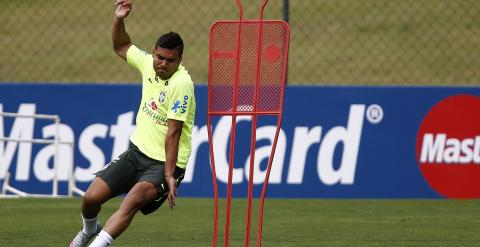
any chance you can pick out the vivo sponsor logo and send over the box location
[1,103,369,186]
[420,134,480,164]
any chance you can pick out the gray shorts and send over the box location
[96,143,185,207]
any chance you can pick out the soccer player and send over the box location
[69,0,196,246]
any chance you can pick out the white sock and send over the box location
[81,214,98,236]
[89,230,113,247]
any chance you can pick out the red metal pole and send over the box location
[224,1,244,246]
[207,117,219,247]
[244,113,258,247]
[224,115,237,247]
[256,116,282,247]
[245,0,269,245]
[256,20,290,247]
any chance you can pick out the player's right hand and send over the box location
[166,176,177,209]
[115,0,132,19]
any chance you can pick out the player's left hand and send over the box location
[166,176,177,209]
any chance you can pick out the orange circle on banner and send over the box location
[416,94,480,198]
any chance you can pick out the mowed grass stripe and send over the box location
[0,198,478,246]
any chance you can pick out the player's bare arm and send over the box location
[112,0,132,60]
[165,119,183,209]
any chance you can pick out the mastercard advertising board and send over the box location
[416,94,480,198]
[0,84,479,198]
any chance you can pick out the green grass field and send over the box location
[0,198,479,246]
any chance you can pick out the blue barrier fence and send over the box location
[1,84,479,198]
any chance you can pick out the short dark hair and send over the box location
[155,31,184,56]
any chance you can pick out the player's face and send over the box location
[152,47,182,80]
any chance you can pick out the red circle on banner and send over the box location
[416,94,480,198]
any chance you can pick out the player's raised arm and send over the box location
[112,0,132,60]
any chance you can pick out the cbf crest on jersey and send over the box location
[158,91,167,104]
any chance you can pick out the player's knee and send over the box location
[116,182,156,214]
[124,193,148,210]
[83,191,103,207]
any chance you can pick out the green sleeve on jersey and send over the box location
[126,45,150,72]
[167,77,193,122]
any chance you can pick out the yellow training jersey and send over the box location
[127,45,196,168]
